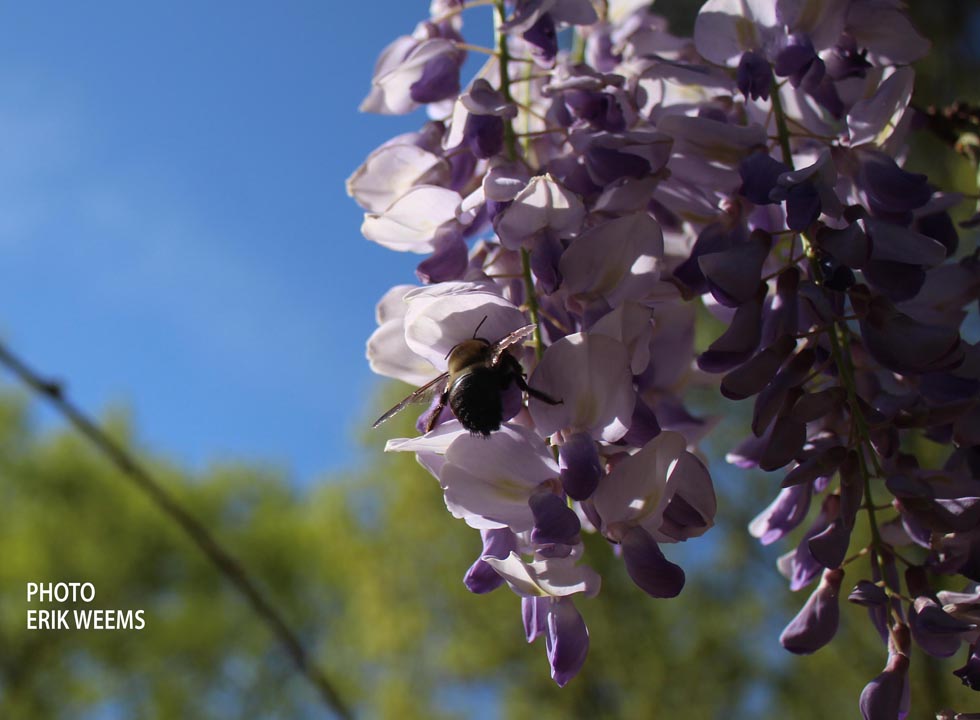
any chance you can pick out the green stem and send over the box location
[494,1,518,162]
[494,1,544,359]
[770,80,885,576]
[521,248,544,360]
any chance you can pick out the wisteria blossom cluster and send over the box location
[350,0,980,714]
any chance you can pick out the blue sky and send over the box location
[0,1,485,484]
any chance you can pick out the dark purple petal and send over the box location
[699,231,772,307]
[752,348,815,436]
[559,432,603,501]
[750,482,813,546]
[759,416,806,472]
[782,445,847,488]
[915,211,959,258]
[784,182,822,231]
[410,52,462,104]
[465,113,505,159]
[780,568,843,654]
[954,641,980,690]
[523,596,548,643]
[858,151,931,221]
[673,222,738,295]
[859,652,909,720]
[620,395,661,447]
[546,598,590,687]
[736,50,772,101]
[739,151,788,205]
[858,292,963,375]
[464,528,518,594]
[621,525,686,598]
[530,491,582,545]
[523,13,558,67]
[722,335,797,401]
[762,268,800,346]
[416,234,468,283]
[849,580,888,607]
[697,286,766,373]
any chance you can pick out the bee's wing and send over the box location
[490,323,536,365]
[372,372,450,429]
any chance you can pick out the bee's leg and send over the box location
[515,374,562,405]
[424,390,450,433]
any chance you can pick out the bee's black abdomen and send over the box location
[449,368,504,436]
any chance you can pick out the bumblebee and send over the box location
[372,322,561,436]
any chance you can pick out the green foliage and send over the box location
[1,386,975,719]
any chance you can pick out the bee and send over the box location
[372,319,561,436]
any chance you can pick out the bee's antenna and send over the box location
[473,315,489,338]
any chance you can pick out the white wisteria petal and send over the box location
[528,333,635,442]
[440,424,559,531]
[403,284,528,369]
[846,67,914,149]
[346,144,450,213]
[482,551,601,598]
[590,302,654,375]
[693,0,779,66]
[495,174,586,249]
[367,285,434,385]
[592,431,688,538]
[361,185,462,253]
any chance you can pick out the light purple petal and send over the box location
[528,332,635,442]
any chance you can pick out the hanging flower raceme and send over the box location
[353,0,978,710]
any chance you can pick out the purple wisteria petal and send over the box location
[846,0,931,64]
[699,231,772,307]
[558,431,603,500]
[523,596,548,642]
[441,424,559,531]
[859,650,910,720]
[417,234,468,283]
[464,528,519,594]
[546,598,590,687]
[530,491,582,545]
[621,525,686,598]
[847,67,914,148]
[658,452,717,541]
[857,293,963,375]
[740,151,789,205]
[528,332,635,442]
[592,431,714,542]
[865,218,947,268]
[361,37,463,115]
[849,580,888,608]
[698,286,766,373]
[736,50,772,101]
[780,567,844,654]
[560,212,665,309]
[750,483,813,546]
[910,594,974,658]
[721,335,796,400]
[857,151,931,221]
[954,641,980,690]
